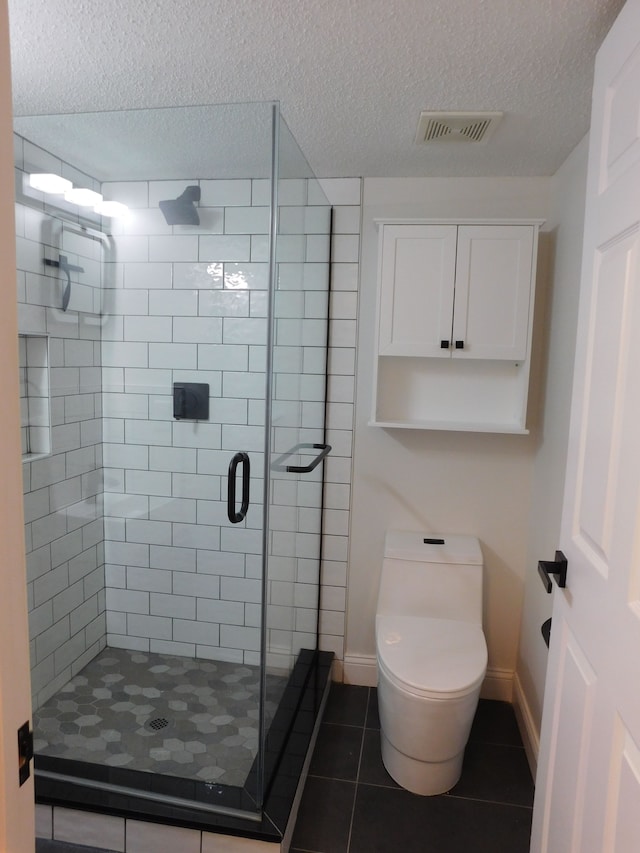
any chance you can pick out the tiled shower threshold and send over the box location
[35,649,333,846]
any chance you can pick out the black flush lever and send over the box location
[538,550,568,593]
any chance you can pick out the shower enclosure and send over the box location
[14,102,332,840]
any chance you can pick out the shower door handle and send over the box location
[228,452,250,523]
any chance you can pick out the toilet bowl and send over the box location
[375,532,488,795]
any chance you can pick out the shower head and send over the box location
[159,185,201,226]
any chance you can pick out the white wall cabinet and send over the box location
[372,219,542,432]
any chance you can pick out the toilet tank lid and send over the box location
[384,531,482,565]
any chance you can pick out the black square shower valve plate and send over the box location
[173,382,210,420]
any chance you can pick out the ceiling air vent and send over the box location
[415,111,503,145]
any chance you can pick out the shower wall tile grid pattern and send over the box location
[15,130,359,707]
[97,176,359,670]
[33,646,283,787]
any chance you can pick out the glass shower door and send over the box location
[95,102,277,815]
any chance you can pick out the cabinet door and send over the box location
[378,224,457,357]
[452,225,535,360]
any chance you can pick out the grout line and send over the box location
[306,772,360,785]
[350,779,400,792]
[445,792,534,809]
[343,687,368,853]
[470,738,528,749]
[289,847,326,853]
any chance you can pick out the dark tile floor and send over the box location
[36,686,534,853]
[290,685,534,853]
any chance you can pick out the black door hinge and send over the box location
[18,721,33,786]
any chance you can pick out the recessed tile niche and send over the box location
[19,333,51,460]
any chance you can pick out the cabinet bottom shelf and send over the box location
[369,418,529,434]
[373,355,531,435]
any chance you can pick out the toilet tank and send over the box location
[377,531,484,624]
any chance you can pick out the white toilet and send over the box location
[375,531,488,796]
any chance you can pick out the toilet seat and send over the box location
[376,614,487,700]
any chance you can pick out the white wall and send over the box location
[515,136,588,766]
[345,176,552,695]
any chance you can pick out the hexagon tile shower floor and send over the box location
[32,647,284,787]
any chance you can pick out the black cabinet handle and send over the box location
[440,340,450,349]
[455,340,465,349]
[228,452,250,523]
[538,551,568,593]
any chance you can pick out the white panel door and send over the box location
[532,2,640,851]
[452,225,535,360]
[377,224,457,357]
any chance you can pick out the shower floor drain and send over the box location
[145,717,170,732]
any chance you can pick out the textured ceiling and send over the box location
[7,0,627,179]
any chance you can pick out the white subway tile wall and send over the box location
[100,175,359,670]
[16,135,107,709]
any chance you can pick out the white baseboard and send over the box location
[480,667,513,702]
[513,670,539,779]
[342,654,377,686]
[341,654,515,703]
